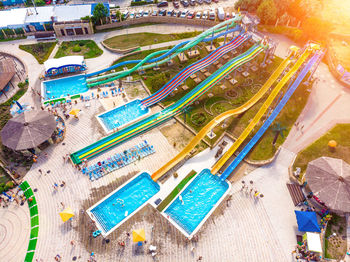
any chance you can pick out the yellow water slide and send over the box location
[151,53,293,182]
[210,47,312,174]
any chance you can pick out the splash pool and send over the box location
[87,172,159,236]
[42,75,88,100]
[164,169,230,237]
[97,99,150,133]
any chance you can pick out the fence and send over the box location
[96,17,219,31]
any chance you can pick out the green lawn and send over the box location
[293,123,350,175]
[55,40,103,59]
[103,31,201,50]
[157,170,197,212]
[247,76,312,161]
[19,42,56,64]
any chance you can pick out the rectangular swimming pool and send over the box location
[42,74,88,100]
[87,172,160,236]
[164,169,230,237]
[97,99,150,133]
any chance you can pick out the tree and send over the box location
[257,0,277,25]
[92,3,109,25]
[272,122,287,145]
[234,0,262,13]
[182,106,192,124]
[274,0,291,15]
[301,16,334,42]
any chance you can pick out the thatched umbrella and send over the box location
[305,157,350,213]
[1,110,56,151]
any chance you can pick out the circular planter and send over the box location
[191,112,207,127]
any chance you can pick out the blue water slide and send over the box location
[86,25,241,78]
[220,51,323,180]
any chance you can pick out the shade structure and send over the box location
[69,108,80,117]
[59,207,74,222]
[303,232,322,253]
[294,210,321,233]
[1,110,56,151]
[305,157,350,213]
[132,229,145,242]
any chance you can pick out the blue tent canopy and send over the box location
[294,210,321,233]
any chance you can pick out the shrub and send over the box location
[0,186,3,194]
[6,181,14,188]
[72,45,82,52]
[130,1,148,6]
[0,183,5,187]
[17,81,28,89]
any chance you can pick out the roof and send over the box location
[54,5,92,22]
[305,157,350,213]
[0,110,56,151]
[304,232,322,253]
[25,5,93,23]
[294,210,321,233]
[0,8,27,28]
[0,58,16,91]
[0,4,105,27]
[44,56,85,72]
[25,6,54,24]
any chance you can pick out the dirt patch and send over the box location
[160,119,194,152]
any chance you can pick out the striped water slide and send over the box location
[70,45,264,164]
[140,33,250,108]
[220,49,323,180]
[86,19,243,87]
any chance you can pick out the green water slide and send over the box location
[87,17,243,87]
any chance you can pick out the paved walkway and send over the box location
[0,25,349,261]
[264,32,350,154]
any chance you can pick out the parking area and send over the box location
[109,0,238,22]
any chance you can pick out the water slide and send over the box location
[86,18,243,87]
[210,47,313,174]
[70,44,264,165]
[220,49,323,180]
[86,23,242,80]
[141,33,250,108]
[151,54,292,181]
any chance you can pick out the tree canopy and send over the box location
[301,16,334,42]
[92,3,109,25]
[257,0,277,25]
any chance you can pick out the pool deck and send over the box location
[3,25,350,261]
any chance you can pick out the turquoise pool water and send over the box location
[98,100,149,132]
[90,172,160,234]
[43,75,87,100]
[164,169,229,235]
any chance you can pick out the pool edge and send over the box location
[41,73,88,104]
[161,169,232,239]
[86,170,158,237]
[95,99,151,135]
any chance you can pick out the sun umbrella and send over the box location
[294,210,321,233]
[132,229,145,242]
[0,110,56,151]
[305,157,350,213]
[69,109,80,117]
[59,207,75,222]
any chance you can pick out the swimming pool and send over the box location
[97,99,150,133]
[164,169,230,237]
[87,172,160,236]
[42,75,88,100]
